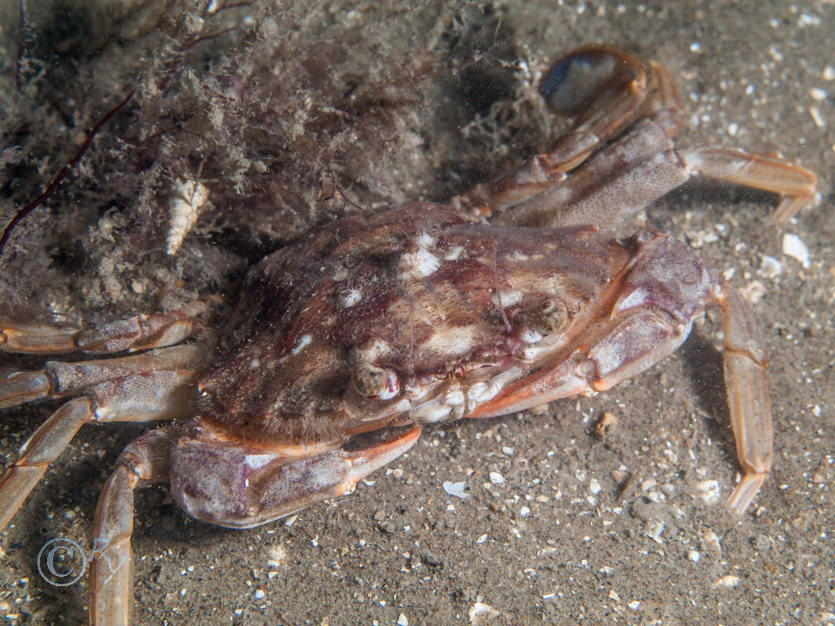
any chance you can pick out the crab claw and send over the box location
[170,426,422,528]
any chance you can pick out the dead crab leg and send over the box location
[0,343,203,532]
[90,426,422,626]
[0,302,206,355]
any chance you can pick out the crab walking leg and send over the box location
[493,127,817,231]
[0,397,91,531]
[719,286,773,514]
[90,428,174,626]
[680,146,818,223]
[453,47,680,216]
[0,301,206,355]
[0,343,204,409]
[0,347,202,532]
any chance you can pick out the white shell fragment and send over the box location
[167,179,209,255]
[759,255,783,279]
[442,480,470,499]
[695,479,721,505]
[489,471,505,485]
[782,233,811,269]
[469,602,500,625]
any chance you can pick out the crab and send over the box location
[0,46,816,625]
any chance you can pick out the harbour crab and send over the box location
[0,46,816,625]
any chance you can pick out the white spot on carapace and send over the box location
[340,288,362,308]
[421,325,478,357]
[399,247,441,280]
[167,179,210,255]
[291,334,312,354]
[417,232,435,247]
[353,338,392,362]
[495,290,523,308]
[508,250,531,262]
[244,452,279,471]
[445,246,464,260]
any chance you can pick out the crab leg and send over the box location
[90,428,174,626]
[456,46,815,227]
[0,302,206,355]
[491,122,816,231]
[0,397,91,531]
[454,46,679,215]
[90,428,421,625]
[719,285,772,514]
[0,344,202,533]
[680,146,818,223]
[171,427,423,529]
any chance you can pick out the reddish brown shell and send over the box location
[197,203,630,443]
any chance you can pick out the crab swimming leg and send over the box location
[719,285,773,514]
[0,302,206,355]
[0,343,203,532]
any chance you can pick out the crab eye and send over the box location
[538,298,569,333]
[352,362,400,400]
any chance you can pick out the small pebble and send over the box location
[489,471,505,485]
[713,575,741,588]
[646,520,665,544]
[397,613,409,626]
[687,550,702,563]
[701,530,722,556]
[809,87,828,101]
